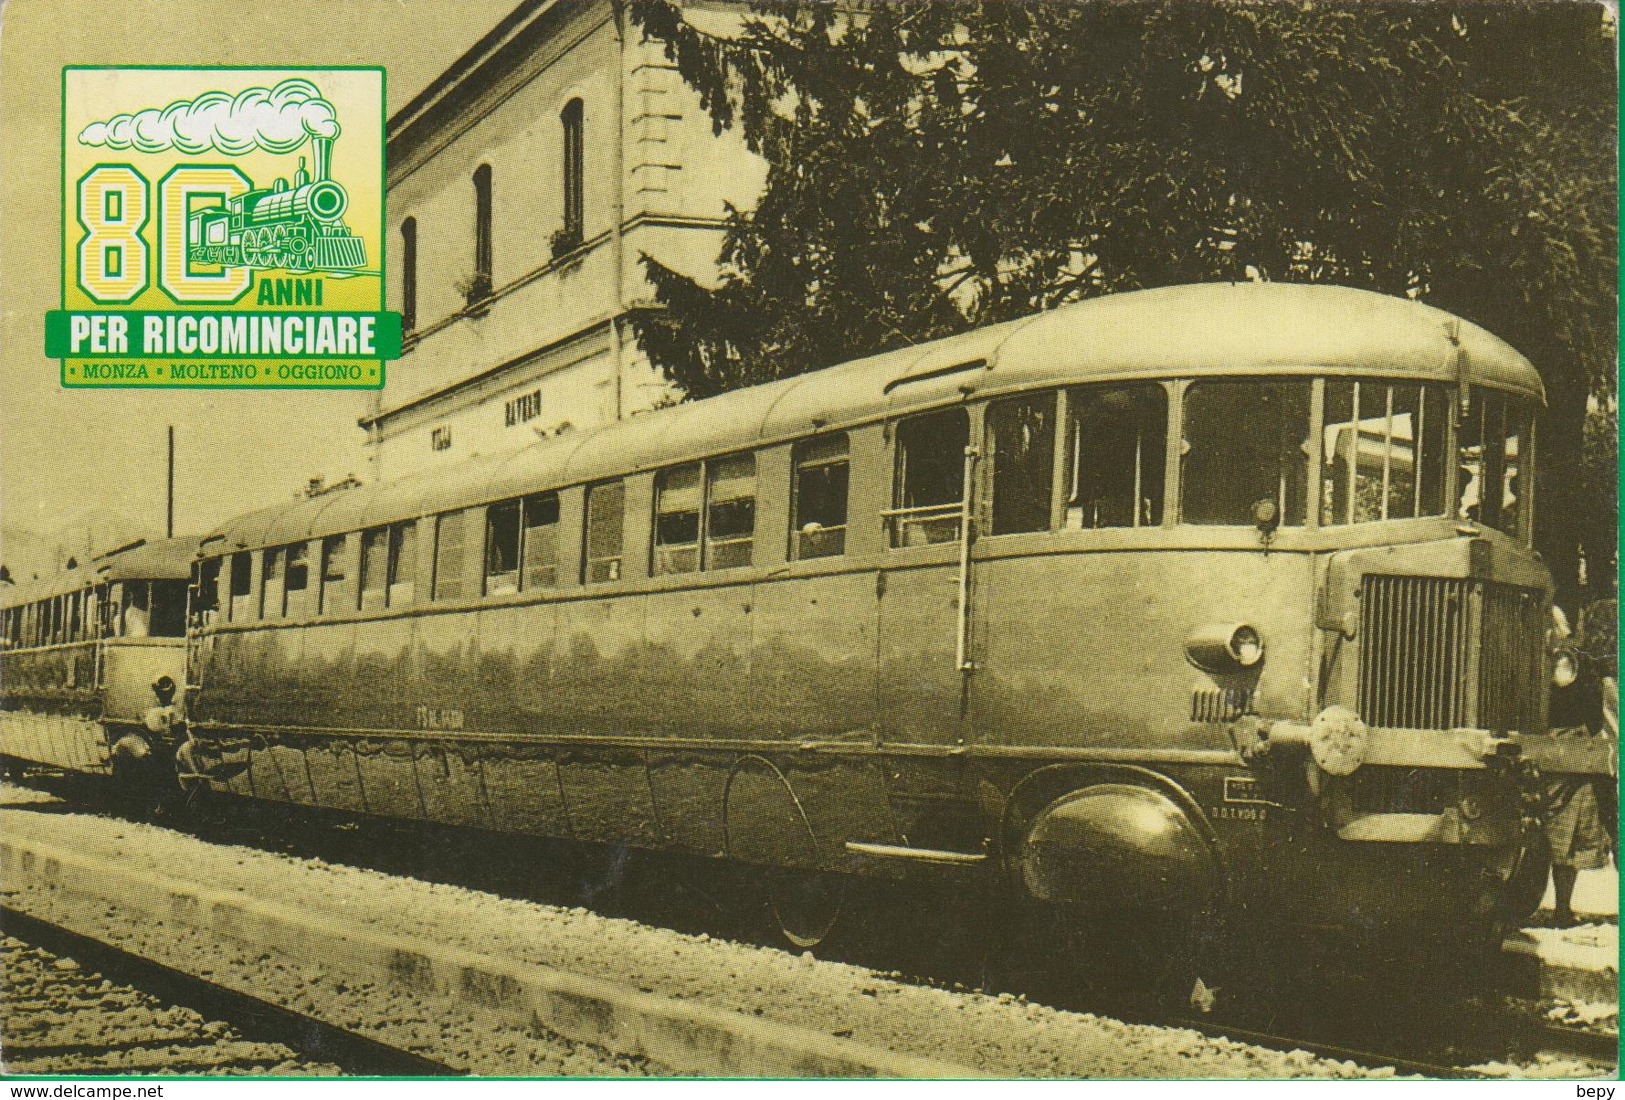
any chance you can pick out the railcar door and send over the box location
[874,404,991,857]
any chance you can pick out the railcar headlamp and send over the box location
[1552,648,1580,688]
[1186,623,1265,672]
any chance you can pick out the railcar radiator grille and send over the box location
[1358,575,1544,733]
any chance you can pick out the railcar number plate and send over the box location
[1210,775,1281,821]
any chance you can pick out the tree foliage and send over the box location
[629,0,1616,596]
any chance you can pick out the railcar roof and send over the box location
[207,283,1543,551]
[0,536,197,609]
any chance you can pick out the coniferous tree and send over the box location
[630,0,1616,598]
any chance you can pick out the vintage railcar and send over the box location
[0,538,194,782]
[185,283,1605,951]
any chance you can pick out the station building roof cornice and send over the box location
[214,283,1544,553]
[388,0,557,144]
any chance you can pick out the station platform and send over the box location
[1506,867,1620,1007]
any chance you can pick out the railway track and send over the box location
[3,775,1616,1079]
[3,908,457,1076]
[0,922,355,1078]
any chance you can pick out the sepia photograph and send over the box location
[0,0,1618,1083]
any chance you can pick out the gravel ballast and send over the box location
[0,785,1511,1078]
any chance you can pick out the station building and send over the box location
[369,0,764,480]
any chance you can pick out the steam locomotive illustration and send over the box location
[186,136,366,274]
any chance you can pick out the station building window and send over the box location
[229,551,253,621]
[889,408,969,547]
[1182,380,1311,527]
[319,535,348,614]
[791,435,849,560]
[484,500,522,595]
[470,164,493,303]
[433,512,468,601]
[1321,381,1448,527]
[584,480,625,584]
[1066,384,1168,529]
[400,217,418,333]
[561,98,584,246]
[988,393,1057,535]
[523,493,560,589]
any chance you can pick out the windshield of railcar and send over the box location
[1178,380,1532,536]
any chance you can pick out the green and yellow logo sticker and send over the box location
[49,67,397,388]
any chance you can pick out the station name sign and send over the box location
[54,67,395,389]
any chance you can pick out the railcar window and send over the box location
[1066,385,1168,529]
[262,548,285,619]
[1182,381,1311,526]
[654,464,702,576]
[319,536,347,614]
[707,454,756,570]
[523,493,560,589]
[192,557,221,627]
[283,543,310,618]
[989,393,1058,535]
[1321,382,1449,525]
[150,580,187,637]
[584,481,626,584]
[122,582,151,637]
[889,408,971,547]
[433,513,468,601]
[791,435,850,560]
[388,522,418,607]
[360,528,388,611]
[228,551,253,621]
[1458,388,1531,536]
[69,591,83,640]
[485,501,522,595]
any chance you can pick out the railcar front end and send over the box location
[0,539,193,785]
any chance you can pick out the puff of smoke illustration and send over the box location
[78,78,339,156]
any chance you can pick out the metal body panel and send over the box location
[748,572,878,740]
[877,556,967,745]
[0,711,109,773]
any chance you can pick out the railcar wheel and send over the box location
[2,758,28,783]
[767,868,845,950]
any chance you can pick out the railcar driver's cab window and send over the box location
[1457,388,1531,537]
[1181,380,1312,526]
[1320,382,1449,526]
